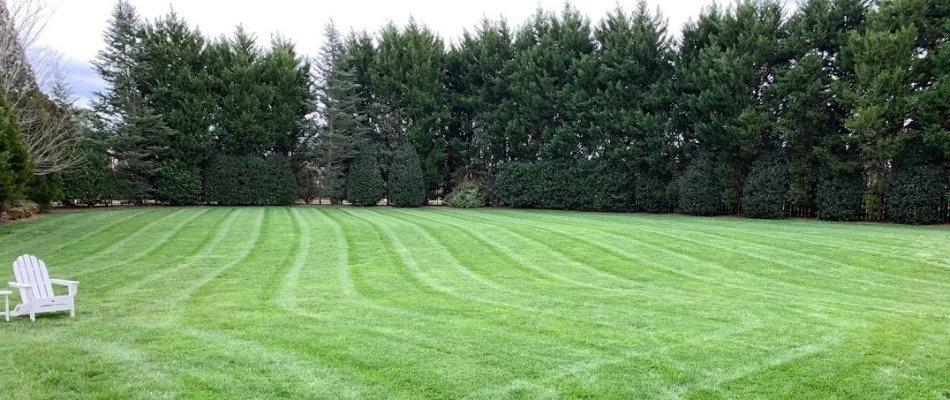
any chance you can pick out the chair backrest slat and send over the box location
[12,255,54,300]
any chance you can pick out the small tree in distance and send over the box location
[346,147,385,206]
[678,150,720,216]
[388,143,426,207]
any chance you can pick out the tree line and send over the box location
[1,0,948,224]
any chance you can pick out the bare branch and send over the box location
[1,0,79,175]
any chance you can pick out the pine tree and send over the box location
[308,21,368,203]
[388,143,426,207]
[346,147,385,206]
[92,0,171,202]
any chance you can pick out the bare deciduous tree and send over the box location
[1,0,78,175]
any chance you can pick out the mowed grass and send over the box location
[0,207,948,399]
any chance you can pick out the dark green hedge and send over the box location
[678,151,720,216]
[815,167,865,221]
[26,173,63,211]
[741,145,789,219]
[887,164,946,225]
[156,162,202,205]
[347,148,385,206]
[62,151,118,206]
[204,155,297,206]
[496,160,635,212]
[388,143,426,207]
[635,170,670,213]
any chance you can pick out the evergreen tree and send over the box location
[388,143,426,207]
[678,150,720,216]
[675,1,790,208]
[842,0,948,219]
[495,6,595,162]
[259,38,313,155]
[741,142,789,219]
[0,95,32,204]
[346,147,385,206]
[447,18,515,176]
[815,166,866,221]
[92,0,172,202]
[308,21,368,203]
[886,140,946,224]
[768,0,866,209]
[62,110,118,206]
[138,10,214,168]
[372,20,450,195]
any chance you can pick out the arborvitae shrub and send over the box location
[496,162,543,208]
[26,174,63,211]
[204,155,297,206]
[887,164,946,224]
[156,162,202,205]
[678,151,720,216]
[815,167,865,221]
[444,180,485,208]
[0,96,32,204]
[636,170,669,213]
[62,152,118,206]
[388,143,426,207]
[741,145,789,219]
[346,148,385,206]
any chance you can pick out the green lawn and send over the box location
[0,207,948,399]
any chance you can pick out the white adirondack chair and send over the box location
[8,255,78,321]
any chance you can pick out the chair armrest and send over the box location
[49,279,78,296]
[8,282,34,301]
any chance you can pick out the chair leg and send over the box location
[70,307,75,318]
[29,310,35,322]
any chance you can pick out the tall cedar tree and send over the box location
[138,11,214,168]
[844,0,949,221]
[495,6,595,162]
[346,147,385,206]
[676,1,790,208]
[446,19,515,176]
[208,29,312,157]
[373,20,450,196]
[388,143,426,207]
[768,0,867,209]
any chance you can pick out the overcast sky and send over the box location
[35,0,725,104]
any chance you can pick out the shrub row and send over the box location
[496,160,636,212]
[204,155,297,206]
[495,154,947,224]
